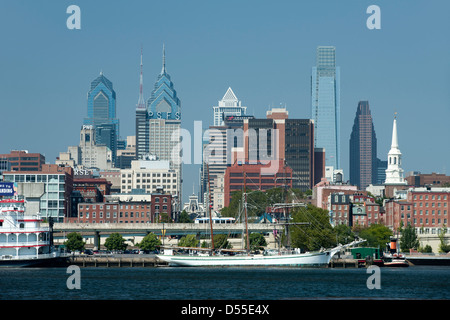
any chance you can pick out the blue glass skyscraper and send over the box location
[84,72,120,165]
[311,46,340,171]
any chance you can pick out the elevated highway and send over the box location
[54,222,282,236]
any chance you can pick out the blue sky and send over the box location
[1,1,449,202]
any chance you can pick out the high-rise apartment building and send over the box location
[349,101,378,190]
[311,46,340,171]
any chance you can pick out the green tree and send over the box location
[333,224,356,245]
[159,212,172,223]
[400,224,420,252]
[178,234,199,248]
[137,232,162,251]
[419,244,433,253]
[438,226,450,253]
[213,234,232,249]
[357,224,392,248]
[104,233,128,252]
[245,233,267,251]
[178,210,193,223]
[289,204,336,251]
[64,232,85,252]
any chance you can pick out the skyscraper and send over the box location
[212,87,247,126]
[349,101,378,190]
[136,47,148,159]
[135,45,182,202]
[84,72,120,165]
[311,46,340,171]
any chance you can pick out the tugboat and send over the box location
[382,238,409,267]
[0,199,68,267]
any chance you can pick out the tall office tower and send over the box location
[84,72,120,165]
[349,101,378,190]
[226,108,316,191]
[135,46,182,202]
[384,116,406,185]
[311,46,340,171]
[136,48,149,159]
[213,87,247,126]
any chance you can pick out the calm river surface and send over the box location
[0,265,449,300]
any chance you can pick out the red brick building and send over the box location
[384,187,449,231]
[0,150,45,172]
[329,192,382,227]
[224,160,293,207]
[73,201,152,224]
[151,193,173,222]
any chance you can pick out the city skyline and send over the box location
[1,1,449,202]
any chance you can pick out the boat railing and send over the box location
[0,252,60,261]
[0,241,51,247]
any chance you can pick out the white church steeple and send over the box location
[384,114,407,185]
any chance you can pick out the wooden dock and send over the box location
[328,258,360,268]
[68,255,168,268]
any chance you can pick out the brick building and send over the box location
[224,160,293,207]
[329,193,381,227]
[384,187,450,232]
[75,201,152,224]
[0,150,45,172]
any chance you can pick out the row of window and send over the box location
[79,204,151,210]
[413,194,448,200]
[122,173,176,178]
[79,211,151,218]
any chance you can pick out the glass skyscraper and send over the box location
[311,46,340,171]
[349,101,377,190]
[84,72,120,165]
[135,46,182,203]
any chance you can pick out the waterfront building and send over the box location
[75,200,152,224]
[0,150,45,172]
[312,180,358,210]
[385,187,450,233]
[213,87,247,126]
[328,192,381,227]
[120,158,179,197]
[349,101,378,190]
[311,46,341,171]
[3,164,74,222]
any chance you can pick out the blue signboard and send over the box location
[0,182,15,196]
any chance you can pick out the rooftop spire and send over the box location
[391,113,398,149]
[137,46,145,109]
[161,43,166,74]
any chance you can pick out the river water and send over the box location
[0,265,448,300]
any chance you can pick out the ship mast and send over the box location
[207,163,215,254]
[243,171,250,255]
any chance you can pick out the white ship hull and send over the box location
[157,240,365,267]
[157,251,335,267]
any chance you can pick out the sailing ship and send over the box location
[157,166,365,267]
